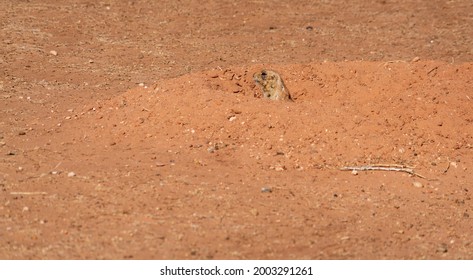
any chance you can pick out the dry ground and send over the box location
[1,0,472,259]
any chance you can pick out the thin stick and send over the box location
[367,163,415,169]
[340,165,428,179]
[52,161,62,170]
[10,192,48,195]
[380,60,407,68]
[443,158,451,174]
[427,66,439,75]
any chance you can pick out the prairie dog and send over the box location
[253,70,292,101]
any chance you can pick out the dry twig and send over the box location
[10,192,48,195]
[340,164,429,179]
[443,159,451,174]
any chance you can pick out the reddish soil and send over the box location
[1,0,472,259]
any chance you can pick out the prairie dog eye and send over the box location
[261,71,267,80]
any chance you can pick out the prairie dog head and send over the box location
[253,70,292,101]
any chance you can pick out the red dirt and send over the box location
[1,0,472,259]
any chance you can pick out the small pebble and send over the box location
[351,170,358,175]
[261,187,272,193]
[50,50,58,56]
[437,243,448,253]
[412,181,423,188]
[274,165,285,171]
[67,171,76,177]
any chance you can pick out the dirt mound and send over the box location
[75,61,473,175]
[4,61,471,259]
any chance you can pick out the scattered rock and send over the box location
[207,142,227,153]
[250,208,259,216]
[261,187,272,193]
[49,50,58,56]
[436,243,448,253]
[412,181,423,188]
[270,164,286,171]
[67,171,76,177]
[275,165,285,171]
[351,170,358,175]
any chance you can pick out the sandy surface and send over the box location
[1,0,472,259]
